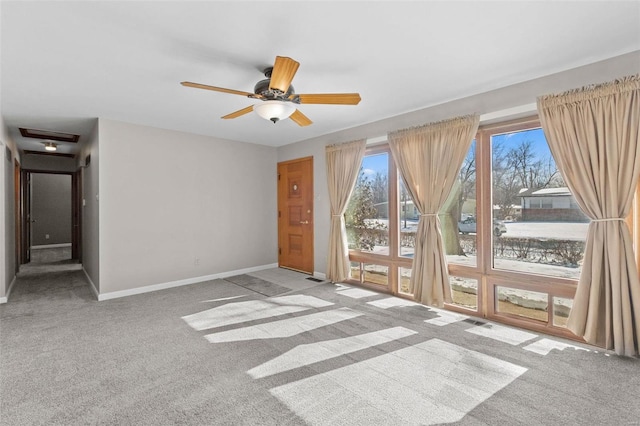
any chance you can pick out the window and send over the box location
[469,118,585,336]
[345,145,410,294]
[346,151,389,256]
[490,125,588,280]
[345,116,639,343]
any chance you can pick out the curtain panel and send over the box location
[388,115,479,306]
[325,139,366,283]
[537,74,640,356]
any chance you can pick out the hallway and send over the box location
[11,246,86,302]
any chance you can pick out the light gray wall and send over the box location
[98,119,277,294]
[30,173,71,246]
[0,125,6,300]
[82,121,100,291]
[0,115,17,301]
[277,51,640,276]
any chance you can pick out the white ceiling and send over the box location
[2,1,640,155]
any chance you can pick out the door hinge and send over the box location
[278,211,281,218]
[278,173,281,181]
[279,248,282,255]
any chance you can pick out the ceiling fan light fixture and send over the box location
[44,141,57,151]
[253,100,296,124]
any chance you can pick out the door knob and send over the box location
[300,220,309,224]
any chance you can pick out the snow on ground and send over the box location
[355,221,586,308]
[387,219,590,241]
[502,221,589,241]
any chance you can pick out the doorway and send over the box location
[20,170,81,267]
[277,157,314,274]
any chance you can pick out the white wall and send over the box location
[98,119,277,295]
[277,51,640,276]
[82,120,100,292]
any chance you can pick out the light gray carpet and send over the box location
[1,266,639,425]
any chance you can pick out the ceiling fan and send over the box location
[181,56,361,126]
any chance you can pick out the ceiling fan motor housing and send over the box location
[254,66,297,102]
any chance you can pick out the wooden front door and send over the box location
[278,157,314,274]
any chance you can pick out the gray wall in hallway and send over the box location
[30,173,72,246]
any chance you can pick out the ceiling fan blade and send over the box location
[269,56,300,92]
[294,93,361,105]
[221,105,254,119]
[181,81,256,97]
[289,109,313,127]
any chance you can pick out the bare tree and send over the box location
[492,138,564,219]
[507,140,562,189]
[457,140,476,220]
[370,172,388,205]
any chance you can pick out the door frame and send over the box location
[14,160,21,273]
[71,170,82,261]
[19,169,81,264]
[20,169,31,264]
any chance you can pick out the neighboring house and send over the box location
[375,199,475,221]
[373,201,390,219]
[400,200,420,220]
[374,200,420,220]
[519,187,589,222]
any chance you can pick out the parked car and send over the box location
[458,217,507,236]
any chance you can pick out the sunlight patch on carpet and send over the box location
[367,297,421,309]
[335,288,380,299]
[466,323,538,346]
[424,309,469,326]
[182,295,333,331]
[199,295,248,303]
[523,338,590,355]
[248,327,417,379]
[269,338,527,425]
[204,308,363,343]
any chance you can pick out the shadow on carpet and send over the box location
[224,274,290,296]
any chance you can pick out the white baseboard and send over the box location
[83,268,100,301]
[6,275,16,299]
[96,263,279,302]
[31,243,72,250]
[313,271,327,280]
[0,276,17,303]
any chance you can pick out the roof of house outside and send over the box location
[518,187,572,197]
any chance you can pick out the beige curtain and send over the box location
[388,115,479,306]
[326,139,366,282]
[537,74,640,356]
